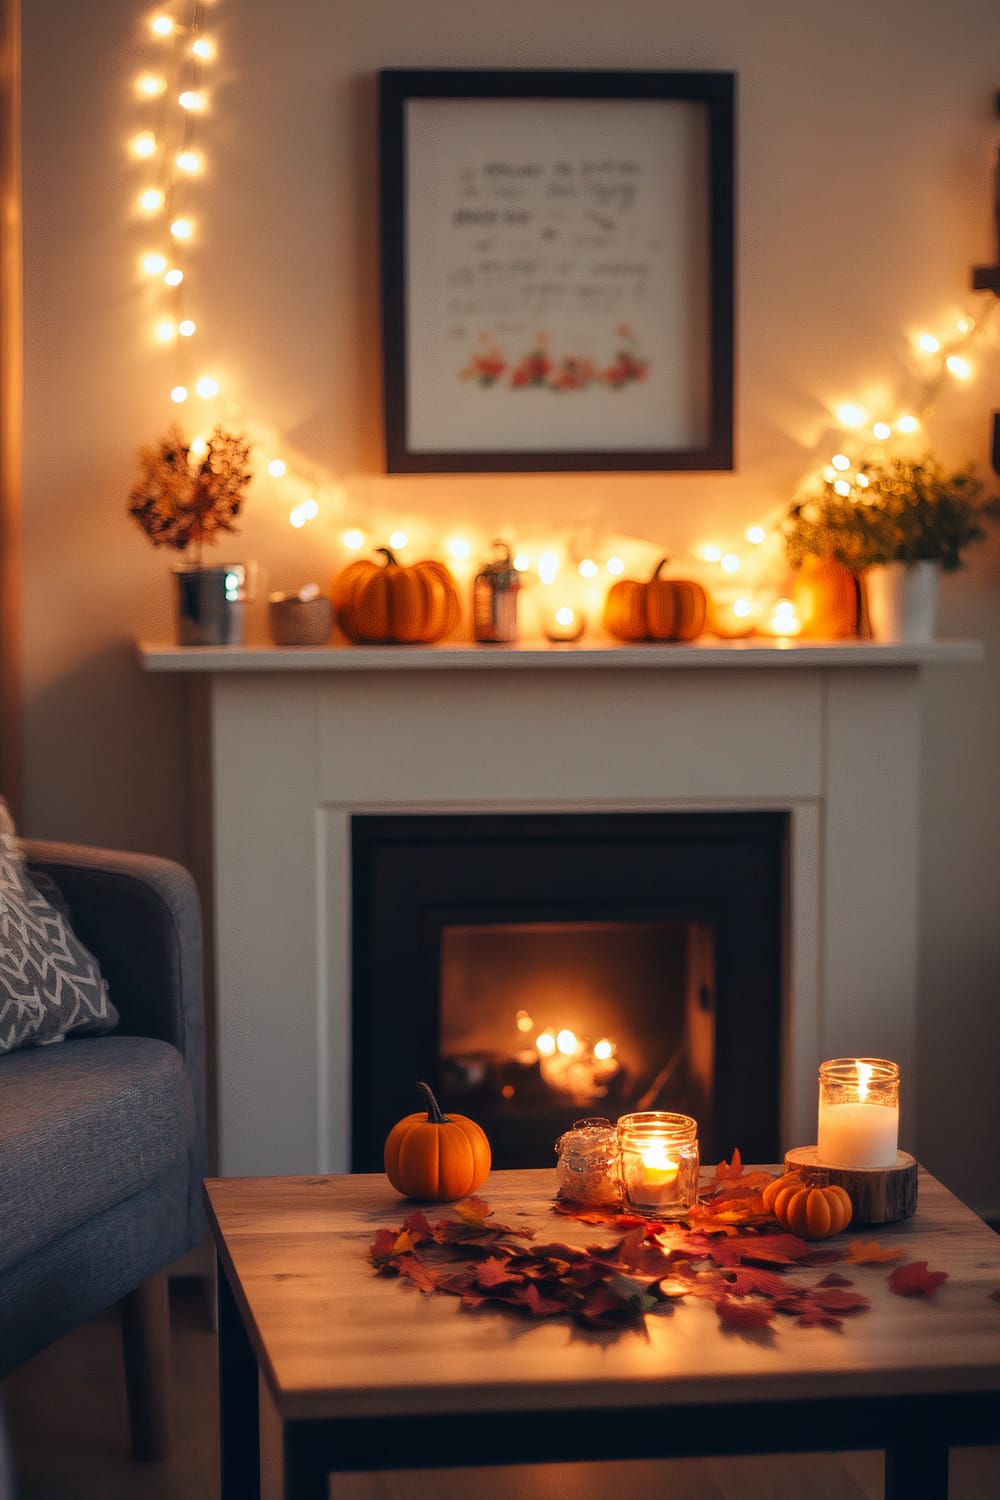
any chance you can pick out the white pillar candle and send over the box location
[817,1058,900,1169]
[817,1099,899,1168]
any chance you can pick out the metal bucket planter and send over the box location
[173,563,250,646]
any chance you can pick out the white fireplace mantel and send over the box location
[140,638,983,1178]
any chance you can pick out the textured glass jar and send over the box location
[554,1118,621,1204]
[616,1111,699,1218]
[817,1057,900,1169]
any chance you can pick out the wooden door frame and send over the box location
[0,0,21,814]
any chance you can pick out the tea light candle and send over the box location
[543,605,585,643]
[816,1057,900,1169]
[616,1111,699,1218]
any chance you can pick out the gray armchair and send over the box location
[0,840,207,1461]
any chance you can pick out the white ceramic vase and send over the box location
[864,561,939,644]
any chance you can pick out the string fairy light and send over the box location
[125,1,1000,610]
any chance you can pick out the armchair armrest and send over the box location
[20,840,207,1196]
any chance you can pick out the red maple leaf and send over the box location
[475,1256,522,1289]
[817,1272,854,1287]
[401,1209,436,1242]
[397,1255,441,1293]
[739,1232,811,1266]
[517,1283,567,1318]
[716,1296,775,1331]
[810,1288,870,1314]
[797,1306,844,1329]
[726,1267,789,1298]
[888,1261,949,1298]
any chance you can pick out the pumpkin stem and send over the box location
[651,557,670,580]
[376,547,399,569]
[417,1080,450,1123]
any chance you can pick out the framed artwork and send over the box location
[379,68,735,474]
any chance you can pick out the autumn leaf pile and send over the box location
[127,425,252,558]
[369,1152,954,1336]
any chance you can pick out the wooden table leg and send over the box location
[885,1440,949,1500]
[283,1422,329,1500]
[217,1262,261,1500]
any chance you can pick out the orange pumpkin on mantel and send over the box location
[384,1082,492,1201]
[603,559,709,643]
[332,548,462,644]
[790,556,862,640]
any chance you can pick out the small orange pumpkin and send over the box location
[333,548,462,644]
[763,1171,853,1240]
[603,558,708,642]
[791,557,861,639]
[384,1081,491,1201]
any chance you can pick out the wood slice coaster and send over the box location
[783,1145,918,1224]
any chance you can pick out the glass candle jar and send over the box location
[554,1118,621,1205]
[816,1057,900,1169]
[616,1111,699,1218]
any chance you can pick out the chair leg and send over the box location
[119,1271,173,1462]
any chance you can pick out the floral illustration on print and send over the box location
[460,325,648,393]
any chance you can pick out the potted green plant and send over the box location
[128,425,253,645]
[784,453,1000,641]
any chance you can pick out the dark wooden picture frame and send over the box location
[379,68,735,474]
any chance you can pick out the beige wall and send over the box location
[19,0,1000,1211]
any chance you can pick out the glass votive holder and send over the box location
[554,1117,621,1205]
[616,1111,699,1219]
[816,1057,900,1169]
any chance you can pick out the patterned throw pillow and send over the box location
[0,801,119,1054]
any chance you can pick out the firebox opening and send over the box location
[351,810,786,1174]
[440,919,716,1169]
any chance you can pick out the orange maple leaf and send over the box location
[453,1196,492,1230]
[843,1238,904,1265]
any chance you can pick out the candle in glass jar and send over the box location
[817,1058,900,1169]
[616,1112,699,1218]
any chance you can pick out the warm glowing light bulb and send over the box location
[733,597,752,618]
[535,1030,556,1056]
[896,414,919,434]
[150,15,174,36]
[164,268,183,286]
[702,544,723,563]
[872,422,891,440]
[289,507,306,529]
[139,188,165,214]
[515,1010,534,1034]
[822,466,837,482]
[554,606,575,627]
[836,403,865,428]
[191,37,216,61]
[593,1038,614,1061]
[142,252,167,275]
[745,526,766,545]
[556,1029,578,1056]
[170,217,193,240]
[447,537,472,561]
[389,530,408,549]
[832,453,851,471]
[155,319,176,342]
[170,385,188,403]
[578,558,598,578]
[178,319,196,337]
[606,556,625,575]
[946,355,970,379]
[720,553,740,573]
[834,479,851,497]
[267,459,287,478]
[195,376,218,397]
[955,318,973,335]
[136,73,167,98]
[178,90,205,111]
[131,131,157,158]
[537,550,559,584]
[513,553,530,572]
[856,473,870,487]
[189,436,208,458]
[917,333,940,354]
[342,528,365,550]
[301,499,319,520]
[771,598,801,636]
[175,150,202,174]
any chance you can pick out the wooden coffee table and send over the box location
[203,1167,1000,1500]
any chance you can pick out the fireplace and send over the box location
[139,640,970,1176]
[351,811,786,1170]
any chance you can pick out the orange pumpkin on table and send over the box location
[603,559,709,643]
[384,1082,492,1201]
[332,547,462,643]
[762,1171,853,1239]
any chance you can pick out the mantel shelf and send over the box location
[137,636,984,674]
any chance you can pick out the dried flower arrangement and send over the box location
[127,426,252,565]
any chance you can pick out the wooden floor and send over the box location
[3,1281,1000,1499]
